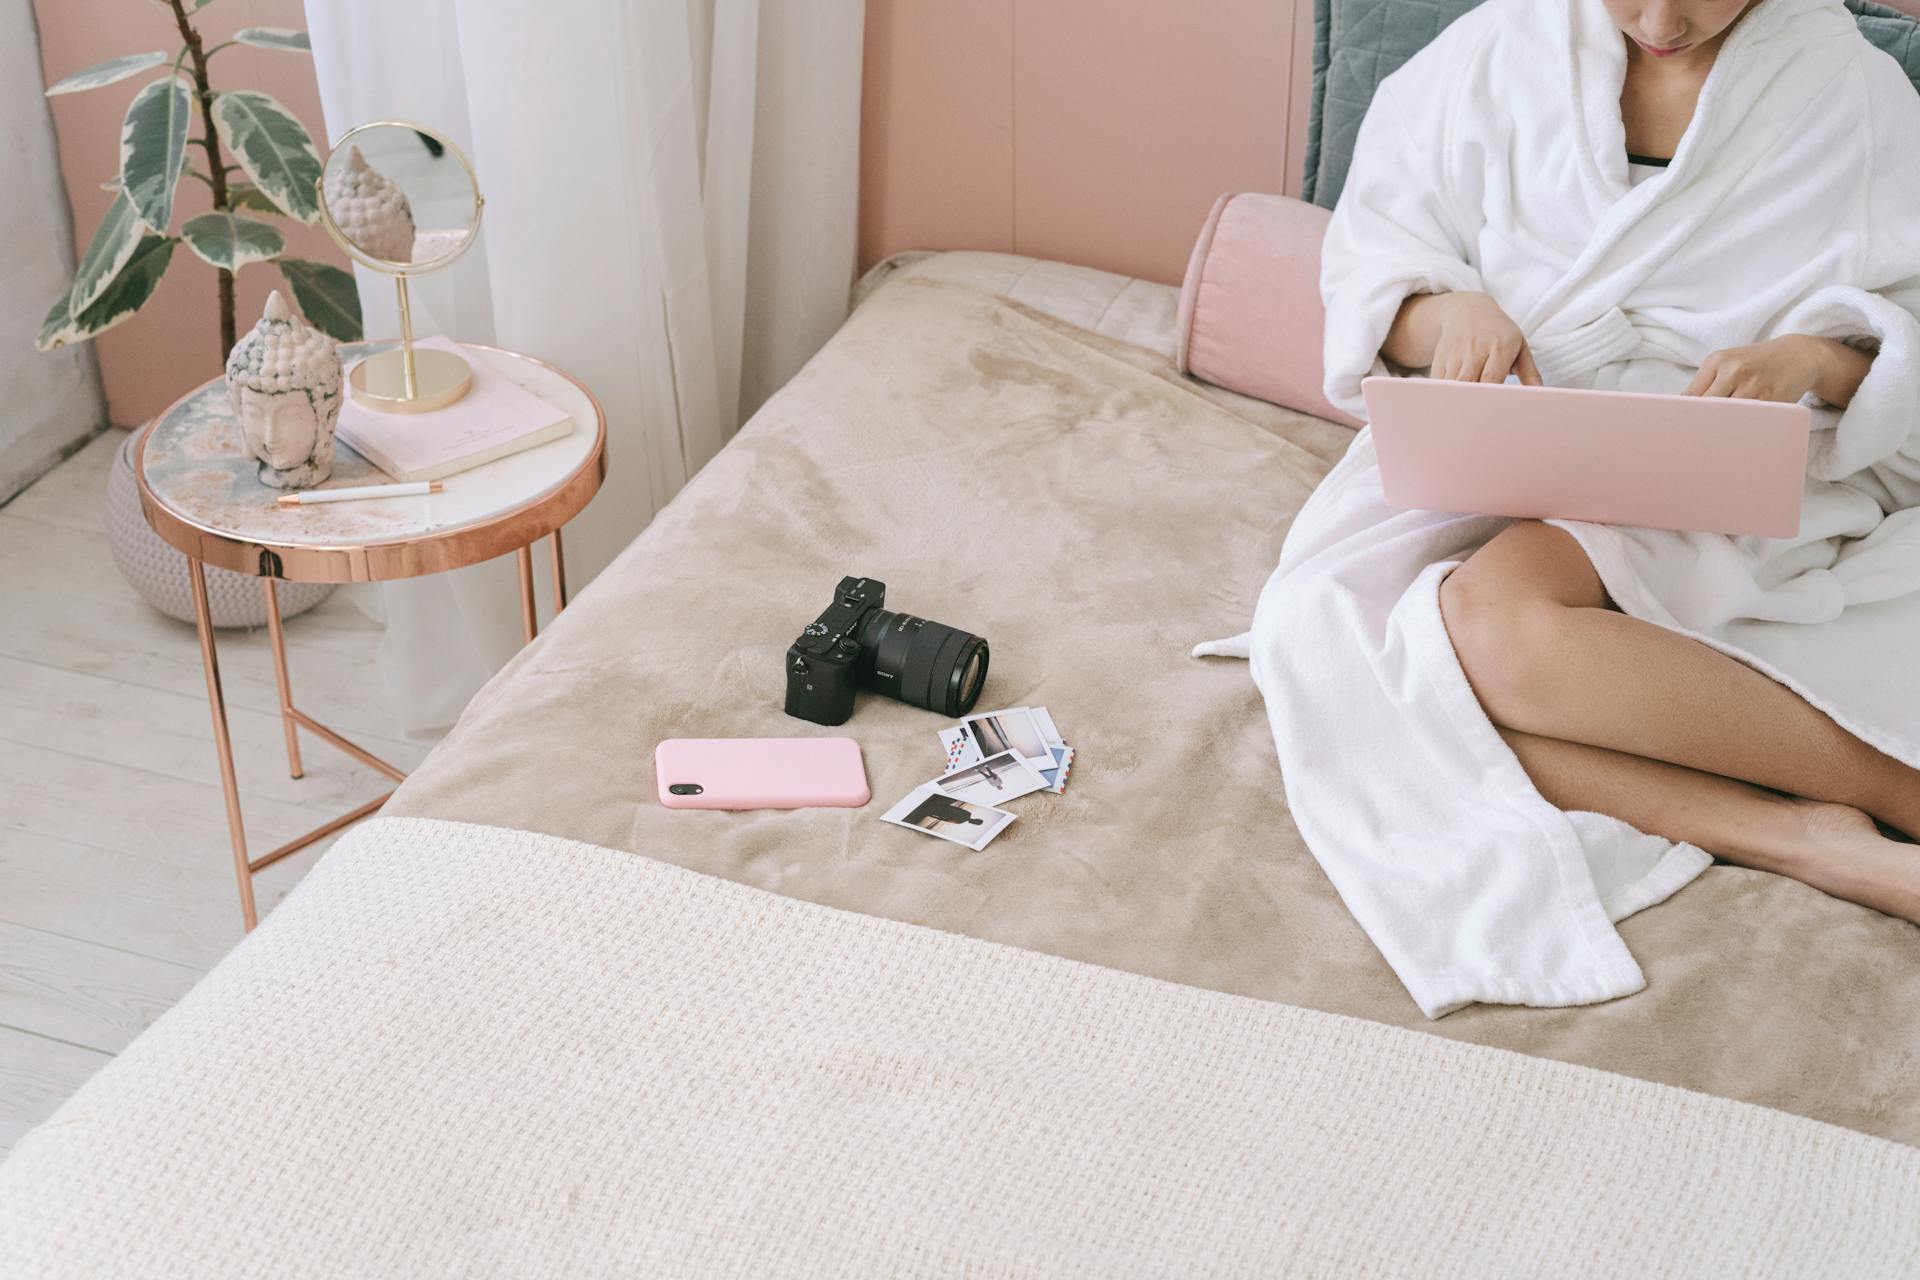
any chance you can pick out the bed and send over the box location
[345,255,1920,1146]
[3,252,1917,1276]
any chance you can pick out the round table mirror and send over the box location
[317,121,485,413]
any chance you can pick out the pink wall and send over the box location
[861,0,1920,285]
[860,0,1316,286]
[33,0,349,427]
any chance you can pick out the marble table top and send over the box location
[139,343,603,555]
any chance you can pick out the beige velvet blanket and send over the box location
[389,272,1920,1145]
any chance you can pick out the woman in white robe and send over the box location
[1238,0,1920,1017]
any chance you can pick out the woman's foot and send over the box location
[1780,799,1920,924]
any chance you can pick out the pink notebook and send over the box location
[335,338,574,482]
[1362,377,1813,538]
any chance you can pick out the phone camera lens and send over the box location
[668,783,703,796]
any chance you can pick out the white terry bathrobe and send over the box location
[1207,0,1920,1017]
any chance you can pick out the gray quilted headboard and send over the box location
[1303,0,1920,208]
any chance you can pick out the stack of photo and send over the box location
[880,707,1074,850]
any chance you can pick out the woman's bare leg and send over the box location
[1498,726,1920,922]
[1440,521,1920,839]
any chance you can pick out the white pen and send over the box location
[277,481,444,505]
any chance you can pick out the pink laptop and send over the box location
[1361,377,1814,538]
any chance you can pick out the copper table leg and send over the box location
[195,538,563,930]
[517,544,538,642]
[192,568,416,931]
[262,579,304,779]
[284,709,406,783]
[189,558,260,932]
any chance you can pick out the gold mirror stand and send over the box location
[316,120,485,415]
[346,273,473,414]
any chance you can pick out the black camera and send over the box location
[784,576,989,726]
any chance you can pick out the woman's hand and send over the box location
[1384,292,1543,385]
[1684,334,1874,407]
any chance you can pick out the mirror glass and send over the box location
[318,123,480,273]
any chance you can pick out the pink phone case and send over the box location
[655,737,870,810]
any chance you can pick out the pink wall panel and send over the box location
[860,0,1314,286]
[1010,0,1298,284]
[862,0,1920,282]
[33,0,350,426]
[858,0,1016,276]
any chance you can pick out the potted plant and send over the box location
[41,0,353,628]
[37,0,361,360]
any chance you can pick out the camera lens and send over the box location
[855,609,990,717]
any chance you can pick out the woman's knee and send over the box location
[1438,550,1569,720]
[1437,559,1512,664]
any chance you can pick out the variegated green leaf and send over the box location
[70,189,144,314]
[45,52,168,96]
[38,291,79,352]
[233,27,311,53]
[38,236,176,350]
[120,76,193,232]
[278,258,363,342]
[212,91,321,224]
[180,211,285,271]
[227,184,283,214]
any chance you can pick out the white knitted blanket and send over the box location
[2,817,1915,1278]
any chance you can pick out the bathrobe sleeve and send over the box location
[1770,56,1920,510]
[1319,66,1487,418]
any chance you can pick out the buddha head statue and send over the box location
[321,146,416,264]
[224,290,344,490]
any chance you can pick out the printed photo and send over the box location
[882,783,1016,851]
[1040,744,1074,794]
[960,707,1052,766]
[939,725,982,772]
[933,750,1048,805]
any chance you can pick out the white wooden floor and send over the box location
[0,432,442,1157]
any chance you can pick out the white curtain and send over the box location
[304,0,864,731]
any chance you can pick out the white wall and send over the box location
[0,0,108,505]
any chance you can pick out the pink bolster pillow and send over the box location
[1175,193,1362,429]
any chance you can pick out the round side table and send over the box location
[136,342,606,930]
